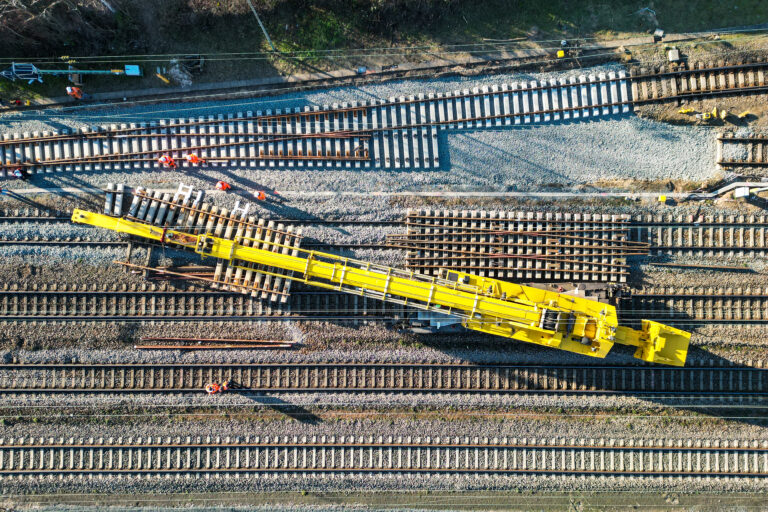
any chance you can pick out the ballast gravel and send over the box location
[0,66,763,499]
[0,417,767,496]
[1,64,720,201]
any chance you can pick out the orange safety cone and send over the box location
[254,190,266,201]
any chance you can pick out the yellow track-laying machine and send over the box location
[72,209,690,366]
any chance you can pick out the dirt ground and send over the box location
[639,94,768,128]
[3,1,768,100]
[6,489,767,510]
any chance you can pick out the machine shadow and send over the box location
[411,323,767,428]
[236,392,323,424]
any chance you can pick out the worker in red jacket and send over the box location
[66,87,84,100]
[215,181,231,191]
[184,153,206,166]
[157,154,177,168]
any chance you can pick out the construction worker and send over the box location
[11,168,28,181]
[215,181,231,191]
[184,153,205,166]
[66,86,84,100]
[254,190,266,201]
[205,382,221,395]
[220,380,230,392]
[157,154,177,168]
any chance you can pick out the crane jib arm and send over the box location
[71,209,691,366]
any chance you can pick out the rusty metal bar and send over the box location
[0,108,369,145]
[140,337,293,343]
[135,344,295,349]
[114,260,289,296]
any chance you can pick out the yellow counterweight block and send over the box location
[71,209,690,365]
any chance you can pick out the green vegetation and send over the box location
[1,1,766,98]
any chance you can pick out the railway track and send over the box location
[632,214,768,256]
[0,435,766,477]
[717,133,768,169]
[394,209,640,284]
[625,286,768,324]
[630,60,768,103]
[0,207,401,227]
[5,282,768,327]
[0,286,405,320]
[5,199,768,288]
[0,362,764,394]
[3,61,765,175]
[100,183,306,305]
[397,209,768,284]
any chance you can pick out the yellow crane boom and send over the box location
[72,209,690,366]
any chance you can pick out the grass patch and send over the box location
[427,0,768,43]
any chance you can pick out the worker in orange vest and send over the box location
[184,153,205,166]
[157,154,177,168]
[11,168,28,181]
[66,87,84,100]
[254,190,266,201]
[215,181,231,191]
[205,382,221,394]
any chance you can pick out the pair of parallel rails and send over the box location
[4,201,768,322]
[395,209,768,284]
[717,133,768,170]
[2,61,766,175]
[3,285,768,324]
[0,362,764,394]
[1,435,766,478]
[0,70,631,173]
[0,286,406,321]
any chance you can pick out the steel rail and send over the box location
[2,436,767,477]
[716,160,767,167]
[0,129,367,147]
[3,70,765,173]
[0,110,370,146]
[2,61,765,150]
[718,136,768,142]
[0,362,764,395]
[3,140,368,169]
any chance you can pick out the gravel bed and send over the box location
[3,336,764,366]
[2,307,767,353]
[1,63,720,204]
[635,262,767,287]
[0,389,762,414]
[0,116,718,197]
[0,249,126,277]
[0,65,629,133]
[3,472,765,496]
[3,417,765,447]
[719,127,764,162]
[0,221,120,242]
[0,417,766,495]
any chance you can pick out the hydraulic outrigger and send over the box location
[72,209,690,366]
